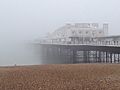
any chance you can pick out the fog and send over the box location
[0,0,120,66]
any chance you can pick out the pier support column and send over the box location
[72,50,77,64]
[87,51,90,63]
[106,52,108,63]
[110,53,112,63]
[95,51,97,63]
[83,51,88,63]
[118,53,120,63]
[114,53,116,63]
[102,52,105,63]
[98,51,101,63]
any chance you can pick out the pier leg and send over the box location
[118,53,120,63]
[98,51,101,63]
[73,50,77,64]
[106,52,108,63]
[110,53,112,63]
[83,51,87,63]
[88,51,90,63]
[114,53,116,63]
[95,51,97,63]
[103,52,105,63]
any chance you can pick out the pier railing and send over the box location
[38,40,120,47]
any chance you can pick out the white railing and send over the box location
[38,40,120,47]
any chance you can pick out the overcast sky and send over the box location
[0,0,120,41]
[0,0,120,65]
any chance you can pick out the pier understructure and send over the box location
[36,36,120,64]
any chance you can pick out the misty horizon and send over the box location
[0,0,120,65]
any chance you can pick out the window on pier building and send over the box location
[72,30,76,35]
[99,31,102,34]
[86,31,89,34]
[72,31,75,34]
[117,41,119,45]
[92,31,96,37]
[79,31,82,34]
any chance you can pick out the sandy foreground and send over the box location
[0,64,120,90]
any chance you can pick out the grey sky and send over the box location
[0,0,120,41]
[0,0,120,65]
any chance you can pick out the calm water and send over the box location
[0,42,41,66]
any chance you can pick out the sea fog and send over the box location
[0,0,120,66]
[0,41,41,66]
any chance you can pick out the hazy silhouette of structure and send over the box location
[35,23,120,64]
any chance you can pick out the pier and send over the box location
[38,43,120,64]
[36,23,120,64]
